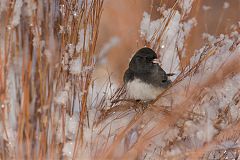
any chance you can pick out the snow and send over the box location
[66,114,79,140]
[136,2,240,158]
[223,2,230,9]
[24,0,37,17]
[140,5,197,79]
[11,0,23,27]
[1,0,240,159]
[6,68,18,129]
[44,49,52,63]
[160,11,181,76]
[54,90,68,106]
[54,83,71,106]
[140,12,162,42]
[0,0,8,14]
[76,25,92,52]
[62,141,74,158]
[69,57,82,75]
[98,36,120,64]
[177,18,197,56]
[59,4,66,16]
[179,0,194,15]
[202,5,211,11]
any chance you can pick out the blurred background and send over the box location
[95,0,239,83]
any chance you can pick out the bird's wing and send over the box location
[123,68,134,83]
[149,65,171,88]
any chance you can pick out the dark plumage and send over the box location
[123,47,171,100]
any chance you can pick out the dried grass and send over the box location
[0,0,240,160]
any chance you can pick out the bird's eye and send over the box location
[146,57,153,62]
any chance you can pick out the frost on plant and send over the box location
[98,36,120,64]
[76,25,93,52]
[11,0,23,27]
[140,1,197,79]
[0,0,8,14]
[0,0,240,160]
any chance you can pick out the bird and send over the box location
[123,47,171,101]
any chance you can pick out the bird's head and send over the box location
[129,47,159,73]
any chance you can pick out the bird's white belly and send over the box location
[126,79,163,100]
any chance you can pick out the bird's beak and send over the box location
[152,59,160,64]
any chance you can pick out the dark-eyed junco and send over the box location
[123,47,171,101]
